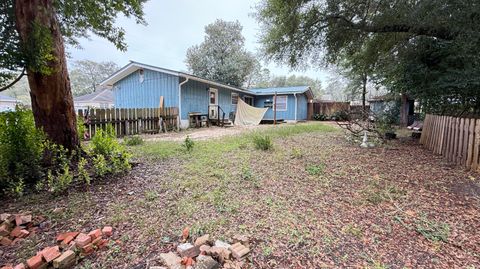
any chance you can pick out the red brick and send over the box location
[41,246,61,263]
[74,233,91,248]
[0,223,10,236]
[101,226,113,237]
[17,229,29,238]
[87,229,102,240]
[11,238,23,245]
[56,232,79,242]
[62,234,75,245]
[0,236,12,246]
[13,264,25,269]
[0,213,12,222]
[53,250,76,268]
[92,237,102,246]
[26,255,44,269]
[81,243,94,255]
[10,227,22,238]
[97,239,109,249]
[1,265,13,269]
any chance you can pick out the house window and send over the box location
[274,95,287,111]
[231,92,239,105]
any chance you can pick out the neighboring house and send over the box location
[74,89,114,110]
[369,94,416,125]
[100,61,314,128]
[0,94,21,112]
[250,86,313,122]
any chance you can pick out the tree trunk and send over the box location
[361,72,367,119]
[15,0,79,150]
[400,93,409,127]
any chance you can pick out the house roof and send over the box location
[249,86,314,99]
[74,89,114,103]
[99,61,252,94]
[0,94,20,102]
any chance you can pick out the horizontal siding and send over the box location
[113,69,179,108]
[255,94,296,120]
[180,80,249,120]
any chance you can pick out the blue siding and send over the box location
[296,94,308,120]
[113,69,179,108]
[180,79,246,120]
[254,93,308,120]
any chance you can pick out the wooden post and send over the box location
[274,92,277,125]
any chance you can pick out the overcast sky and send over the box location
[67,0,330,82]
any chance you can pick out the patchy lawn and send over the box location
[1,122,480,268]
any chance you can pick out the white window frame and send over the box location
[231,92,239,105]
[274,95,287,111]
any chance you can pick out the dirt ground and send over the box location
[1,123,479,268]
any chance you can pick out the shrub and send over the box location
[253,134,273,150]
[313,113,327,121]
[124,135,144,146]
[77,157,90,185]
[90,125,131,173]
[182,136,194,152]
[0,108,45,193]
[77,116,86,141]
[331,110,349,121]
[45,164,73,194]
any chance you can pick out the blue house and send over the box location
[100,61,314,128]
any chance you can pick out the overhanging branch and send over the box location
[0,68,26,92]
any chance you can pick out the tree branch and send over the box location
[0,69,26,92]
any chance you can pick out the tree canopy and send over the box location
[257,0,480,115]
[69,60,119,96]
[185,19,257,87]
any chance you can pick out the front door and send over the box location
[209,88,218,119]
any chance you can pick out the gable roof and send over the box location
[249,86,314,99]
[99,61,252,94]
[74,89,114,103]
[0,94,19,102]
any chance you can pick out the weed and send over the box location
[144,190,159,201]
[415,215,450,242]
[343,224,363,237]
[290,147,303,159]
[77,157,90,185]
[124,135,144,146]
[306,163,325,175]
[253,134,273,150]
[363,180,406,205]
[183,136,195,152]
[241,166,253,181]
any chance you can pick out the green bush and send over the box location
[182,136,194,152]
[0,109,45,193]
[77,157,90,185]
[77,116,86,141]
[306,163,325,175]
[90,125,131,174]
[253,134,273,150]
[124,135,144,146]
[331,110,349,121]
[313,113,327,121]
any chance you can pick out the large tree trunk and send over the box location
[15,0,79,150]
[361,72,367,120]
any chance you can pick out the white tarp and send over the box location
[234,98,268,126]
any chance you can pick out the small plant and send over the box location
[241,166,253,181]
[93,154,110,177]
[182,136,194,152]
[363,180,406,205]
[124,135,144,146]
[45,164,73,194]
[306,163,325,175]
[290,148,303,159]
[415,215,450,242]
[253,134,273,150]
[77,157,91,185]
[144,190,159,201]
[77,116,87,141]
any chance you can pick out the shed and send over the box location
[249,86,314,122]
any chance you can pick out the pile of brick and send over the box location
[0,213,46,247]
[0,226,113,269]
[151,230,251,269]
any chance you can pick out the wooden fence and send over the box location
[312,101,350,117]
[77,107,179,139]
[420,114,480,171]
